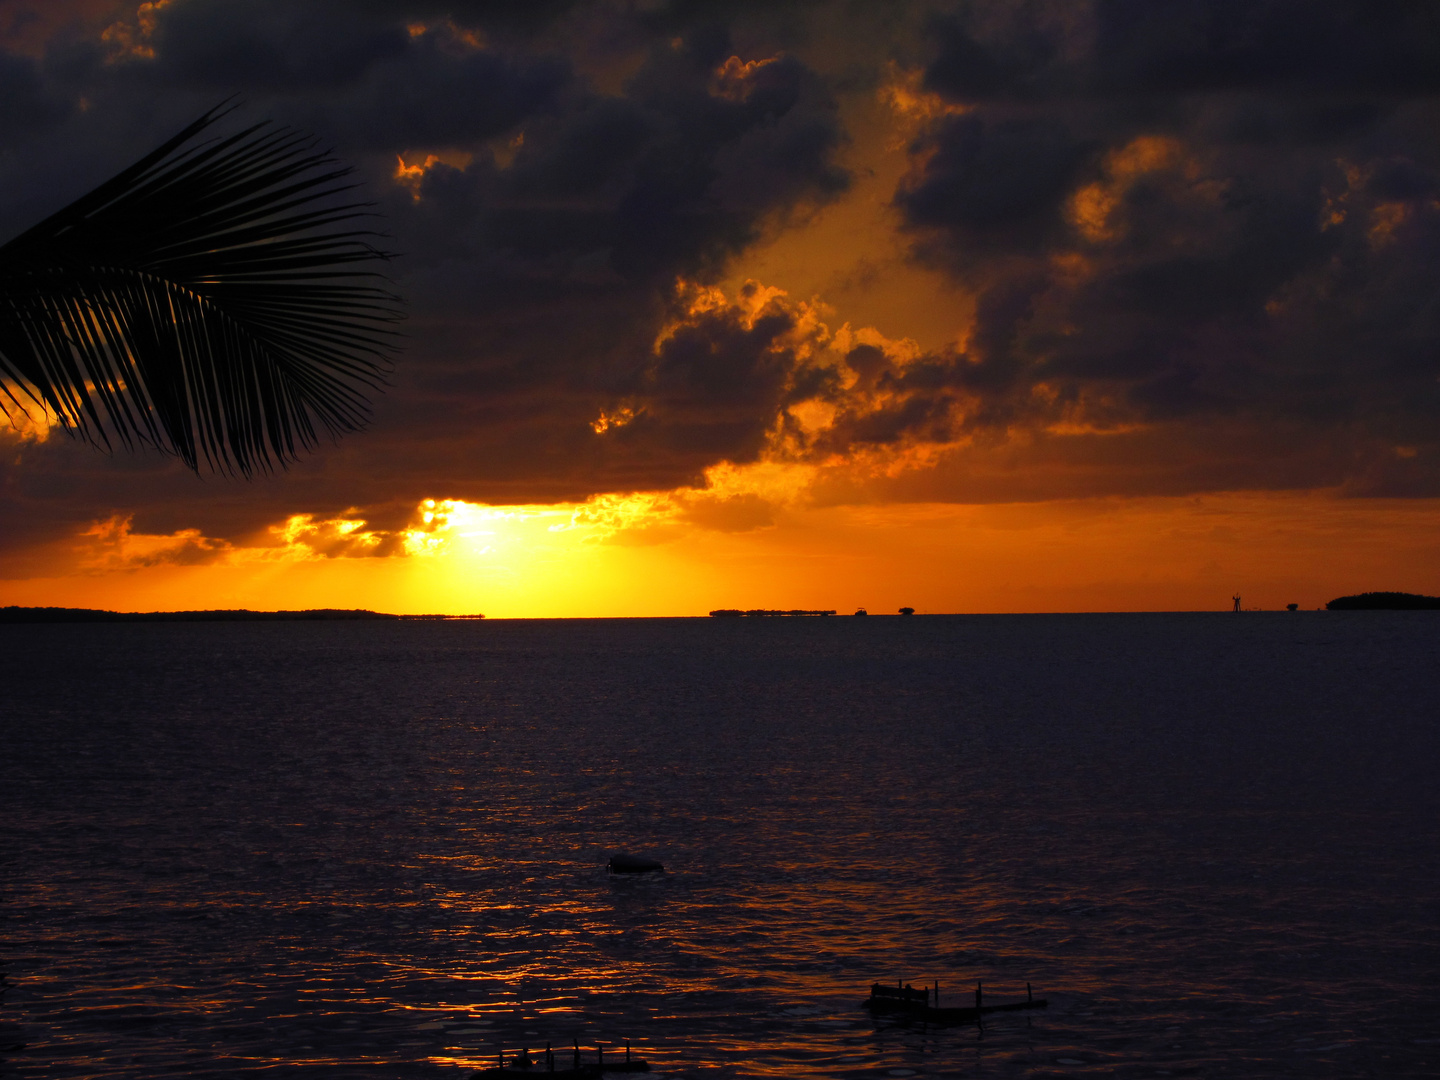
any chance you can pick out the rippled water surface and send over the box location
[4,614,1439,1078]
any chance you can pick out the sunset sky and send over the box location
[3,0,1440,616]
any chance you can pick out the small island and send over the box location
[1325,592,1440,611]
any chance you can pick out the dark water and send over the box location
[3,614,1439,1078]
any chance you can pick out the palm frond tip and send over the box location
[0,104,403,474]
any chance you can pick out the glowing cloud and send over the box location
[394,150,475,198]
[100,0,173,61]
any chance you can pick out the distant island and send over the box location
[1325,592,1440,611]
[0,607,481,623]
[709,609,837,617]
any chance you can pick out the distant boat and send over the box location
[853,608,868,616]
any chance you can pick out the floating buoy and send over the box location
[607,854,664,874]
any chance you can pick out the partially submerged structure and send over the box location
[864,981,1048,1024]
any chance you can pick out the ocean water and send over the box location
[2,613,1438,1078]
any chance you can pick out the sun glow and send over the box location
[8,478,1440,619]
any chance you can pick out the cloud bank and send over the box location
[885,0,1440,497]
[3,0,1440,574]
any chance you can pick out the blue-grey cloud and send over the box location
[881,0,1440,496]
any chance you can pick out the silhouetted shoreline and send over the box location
[1325,592,1440,610]
[0,607,480,623]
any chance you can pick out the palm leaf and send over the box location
[0,103,401,474]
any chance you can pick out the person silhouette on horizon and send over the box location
[1233,594,1242,612]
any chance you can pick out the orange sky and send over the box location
[5,482,1439,616]
[4,3,1440,615]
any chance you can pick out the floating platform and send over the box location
[864,981,1048,1024]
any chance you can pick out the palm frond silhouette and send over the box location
[0,104,401,475]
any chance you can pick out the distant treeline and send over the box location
[0,607,481,623]
[709,609,837,617]
[1325,592,1440,610]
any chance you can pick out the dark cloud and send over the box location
[598,283,831,469]
[9,0,1440,575]
[881,0,1440,495]
[110,5,572,150]
[921,0,1440,102]
[350,0,584,33]
[807,416,1440,507]
[1089,0,1440,97]
[329,32,569,151]
[495,47,848,282]
[896,114,1094,256]
[0,1,852,558]
[146,1,408,89]
[81,516,235,568]
[0,50,71,138]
